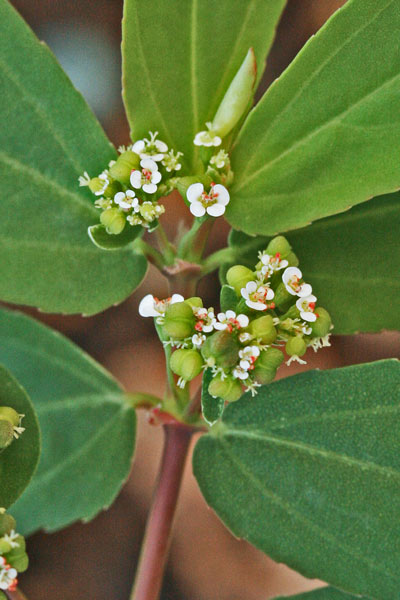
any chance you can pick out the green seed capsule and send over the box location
[253,364,276,385]
[247,315,277,344]
[266,236,291,258]
[0,407,20,427]
[258,347,285,369]
[163,302,195,339]
[286,336,307,357]
[185,297,203,308]
[109,151,140,185]
[0,513,16,537]
[100,208,126,235]
[0,420,14,450]
[208,375,243,403]
[311,307,332,338]
[169,349,203,381]
[226,265,254,296]
[201,330,240,369]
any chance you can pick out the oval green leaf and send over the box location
[0,0,147,314]
[201,369,225,427]
[122,0,286,172]
[88,223,143,250]
[194,360,400,600]
[0,364,40,508]
[0,308,136,534]
[229,0,400,235]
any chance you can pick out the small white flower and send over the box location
[310,334,331,352]
[130,158,162,194]
[214,310,249,331]
[162,149,183,172]
[239,332,253,344]
[193,307,215,333]
[132,131,168,162]
[296,295,317,322]
[258,252,289,278]
[138,294,184,318]
[239,345,260,362]
[114,190,139,212]
[209,150,230,170]
[187,182,230,218]
[194,123,221,147]
[2,531,20,549]
[192,333,206,348]
[0,557,18,591]
[78,171,90,186]
[282,267,312,297]
[245,380,261,396]
[286,355,307,366]
[241,281,275,311]
[93,171,109,196]
[232,366,249,380]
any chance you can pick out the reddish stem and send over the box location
[130,424,193,600]
[6,589,28,600]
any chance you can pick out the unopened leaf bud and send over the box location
[0,513,16,537]
[208,375,242,403]
[266,236,291,258]
[201,330,240,368]
[226,265,254,296]
[286,336,307,357]
[311,307,332,338]
[109,151,140,184]
[247,315,277,344]
[100,208,126,235]
[170,349,203,381]
[163,302,195,339]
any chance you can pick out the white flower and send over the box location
[2,531,20,549]
[0,557,18,591]
[192,333,206,348]
[78,171,90,186]
[186,182,230,218]
[296,295,317,322]
[241,281,275,311]
[239,332,253,344]
[130,158,162,194]
[193,307,215,333]
[193,123,221,147]
[209,150,230,170]
[286,355,307,366]
[114,190,139,212]
[162,149,183,172]
[214,310,249,331]
[238,345,260,371]
[232,366,249,380]
[282,267,312,297]
[138,294,184,318]
[310,334,331,352]
[132,131,168,162]
[245,380,261,397]
[258,252,289,278]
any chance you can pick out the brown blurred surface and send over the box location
[6,1,399,599]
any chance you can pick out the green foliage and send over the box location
[0,308,136,534]
[228,0,400,234]
[201,369,224,427]
[219,285,238,313]
[122,0,286,171]
[194,360,400,600]
[88,223,143,250]
[0,365,40,509]
[221,193,399,333]
[273,589,366,600]
[0,0,146,315]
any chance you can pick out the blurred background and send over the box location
[5,0,399,598]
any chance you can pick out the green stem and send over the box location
[177,217,214,263]
[134,239,166,271]
[202,236,264,275]
[155,223,176,266]
[125,392,162,410]
[130,424,193,600]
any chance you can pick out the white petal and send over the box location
[241,289,250,300]
[143,183,157,194]
[282,266,302,285]
[246,281,257,294]
[139,294,158,317]
[130,171,142,189]
[193,132,206,146]
[225,310,235,320]
[132,140,145,154]
[237,314,249,328]
[251,346,260,357]
[114,191,125,204]
[207,203,225,217]
[141,158,158,170]
[240,360,251,370]
[301,311,317,322]
[298,283,313,298]
[7,569,17,579]
[265,288,275,300]
[126,189,135,198]
[214,322,227,330]
[186,183,204,203]
[246,300,267,311]
[203,324,214,333]
[213,184,230,205]
[119,200,131,209]
[151,153,165,162]
[261,254,271,265]
[156,140,168,152]
[280,259,289,268]
[151,171,162,184]
[212,136,222,146]
[190,201,206,217]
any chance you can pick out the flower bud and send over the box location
[247,315,277,344]
[0,407,20,427]
[163,302,195,339]
[286,336,307,357]
[211,48,256,138]
[100,208,126,235]
[226,265,254,296]
[169,349,203,381]
[266,236,291,258]
[109,151,140,185]
[184,297,203,309]
[0,514,16,537]
[0,420,14,450]
[310,307,332,338]
[208,375,242,403]
[201,330,240,368]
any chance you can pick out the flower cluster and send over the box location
[139,236,332,405]
[0,510,28,593]
[0,407,24,451]
[80,132,183,236]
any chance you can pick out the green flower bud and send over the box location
[100,208,126,235]
[258,347,285,369]
[201,330,240,369]
[311,307,332,338]
[208,375,242,403]
[211,48,256,138]
[185,297,203,308]
[0,407,20,427]
[109,151,140,185]
[88,177,106,195]
[0,513,16,537]
[226,265,254,296]
[247,315,277,344]
[266,236,291,258]
[286,336,307,357]
[0,419,14,450]
[163,302,195,339]
[170,349,203,381]
[0,539,12,554]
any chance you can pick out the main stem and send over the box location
[130,424,193,600]
[6,589,28,600]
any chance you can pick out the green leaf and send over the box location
[229,0,400,235]
[220,285,238,313]
[122,0,286,171]
[273,589,366,600]
[0,364,40,508]
[201,369,225,427]
[193,360,400,600]
[88,223,143,250]
[0,308,136,534]
[0,0,147,315]
[221,193,399,333]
